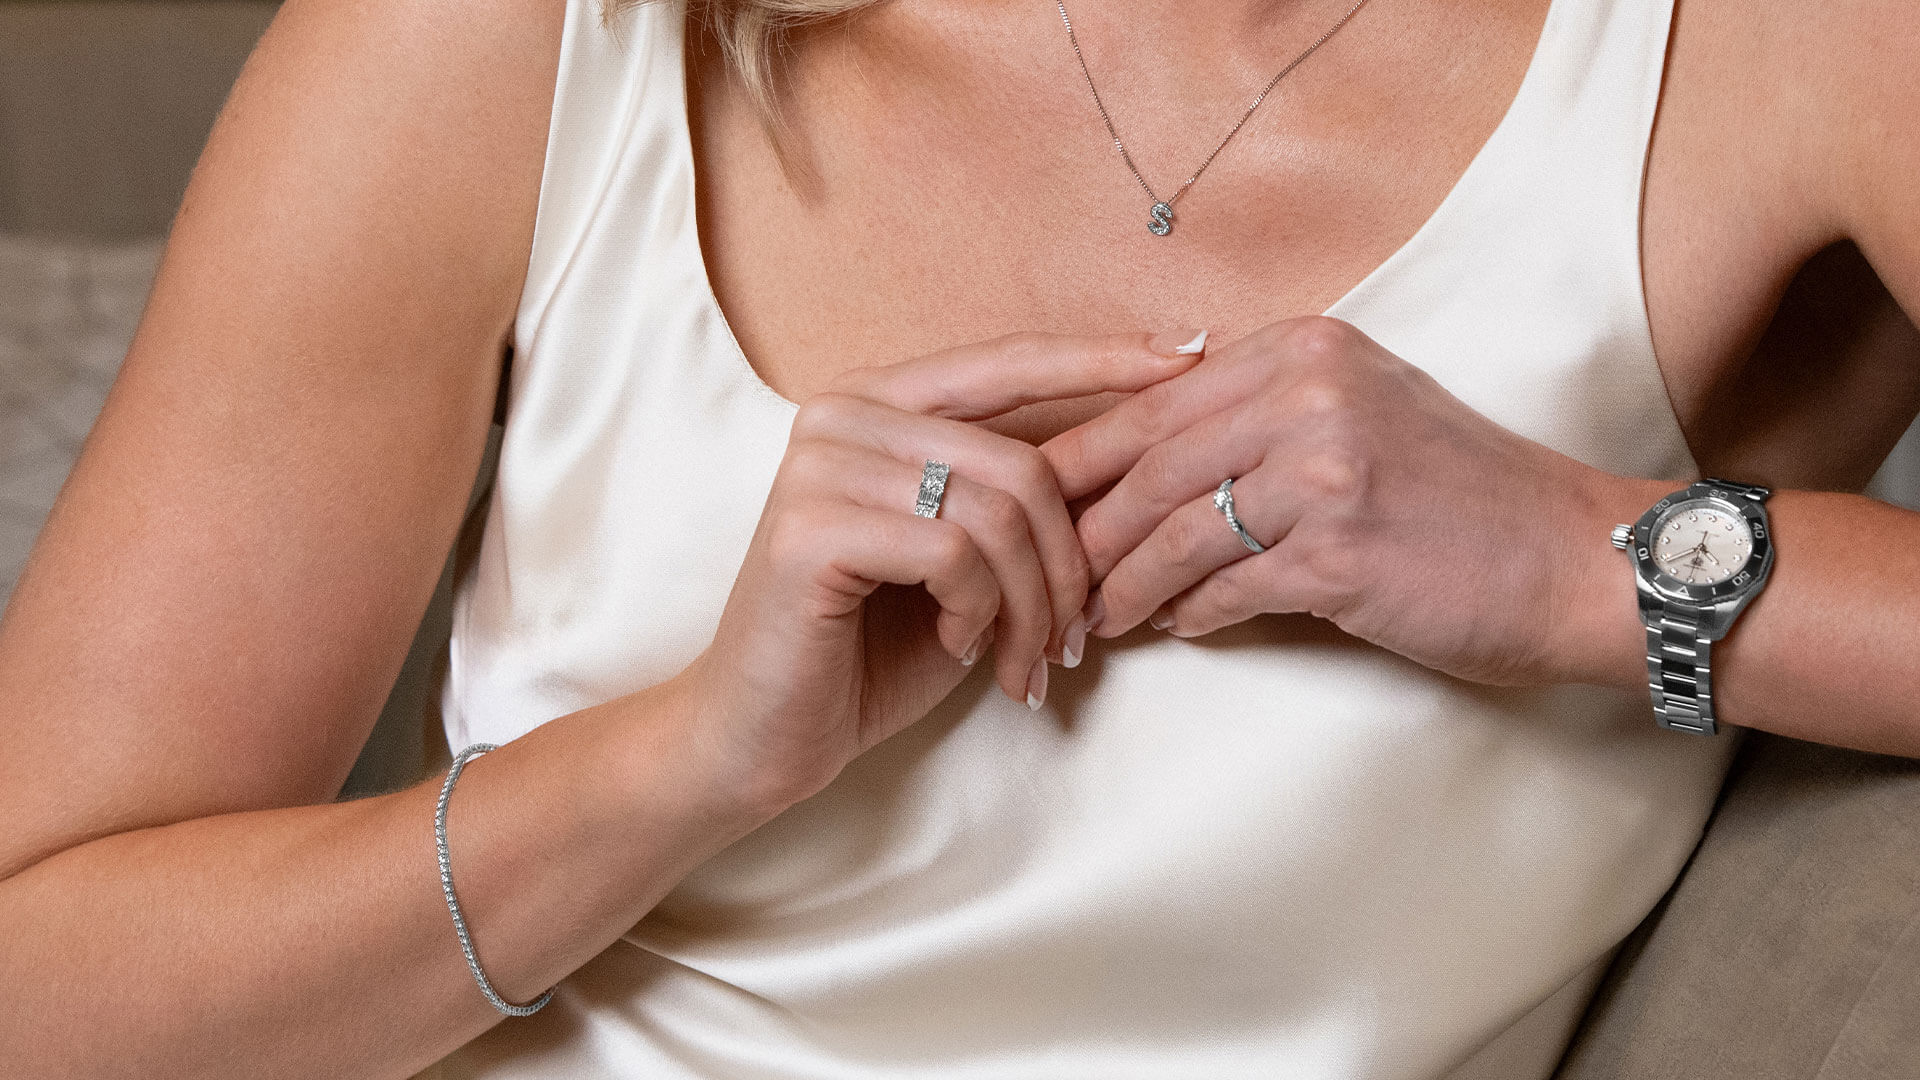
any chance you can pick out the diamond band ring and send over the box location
[915,460,951,518]
[1214,477,1266,553]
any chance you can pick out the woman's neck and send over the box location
[802,0,1384,120]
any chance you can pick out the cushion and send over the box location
[1556,733,1920,1078]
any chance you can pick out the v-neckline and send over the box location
[676,0,1567,415]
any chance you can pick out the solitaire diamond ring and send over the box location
[1213,477,1266,553]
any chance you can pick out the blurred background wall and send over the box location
[0,2,279,237]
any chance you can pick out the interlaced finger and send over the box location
[1088,462,1302,640]
[826,330,1204,420]
[796,438,1057,706]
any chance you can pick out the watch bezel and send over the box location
[1630,488,1773,603]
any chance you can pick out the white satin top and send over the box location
[422,0,1737,1075]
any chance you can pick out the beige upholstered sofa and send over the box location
[3,5,1916,1075]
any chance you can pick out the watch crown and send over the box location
[1610,524,1633,550]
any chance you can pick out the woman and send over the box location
[1,0,1915,1075]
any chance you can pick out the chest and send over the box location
[688,0,1827,452]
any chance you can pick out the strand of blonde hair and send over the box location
[607,0,882,137]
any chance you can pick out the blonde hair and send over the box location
[606,0,883,131]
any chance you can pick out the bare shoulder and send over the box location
[191,0,571,282]
[0,0,568,879]
[1798,0,1920,311]
[1663,0,1919,289]
[1640,0,1917,421]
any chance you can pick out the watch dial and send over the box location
[1653,502,1753,585]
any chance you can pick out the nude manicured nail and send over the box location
[1083,591,1106,637]
[1149,609,1176,631]
[1149,328,1209,357]
[961,623,996,666]
[1062,612,1088,669]
[1026,654,1048,710]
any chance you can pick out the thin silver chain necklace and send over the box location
[1054,0,1373,236]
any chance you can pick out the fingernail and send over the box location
[1149,608,1176,631]
[960,623,996,666]
[1062,612,1088,669]
[1082,590,1106,636]
[1149,328,1209,358]
[1026,654,1048,711]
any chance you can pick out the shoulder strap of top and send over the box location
[1514,0,1677,224]
[1328,0,1679,318]
[514,0,682,355]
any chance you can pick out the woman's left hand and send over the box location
[1041,315,1652,689]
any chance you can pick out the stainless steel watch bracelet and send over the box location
[1644,604,1717,735]
[1639,478,1770,736]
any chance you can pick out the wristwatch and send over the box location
[1610,478,1775,735]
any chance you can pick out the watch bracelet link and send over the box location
[1639,476,1770,737]
[1646,606,1716,735]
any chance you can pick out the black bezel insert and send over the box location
[1631,487,1774,603]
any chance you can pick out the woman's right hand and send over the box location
[678,330,1207,813]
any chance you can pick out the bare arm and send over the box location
[0,0,780,1074]
[1616,0,1920,756]
[4,689,777,1078]
[1568,477,1920,758]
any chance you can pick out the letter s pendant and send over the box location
[1148,202,1174,236]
